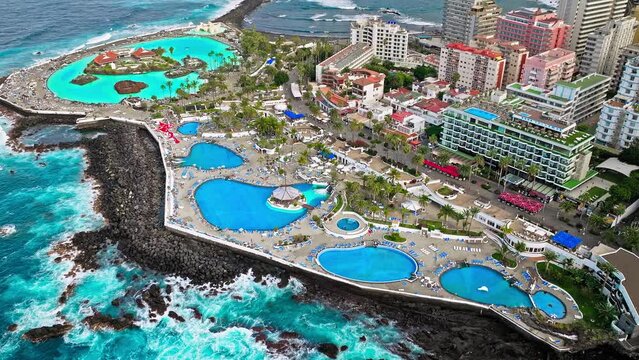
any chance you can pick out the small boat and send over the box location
[33,51,43,56]
[380,8,402,16]
[477,286,489,292]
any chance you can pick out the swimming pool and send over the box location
[177,122,199,136]
[180,143,243,170]
[336,218,360,231]
[531,291,566,319]
[440,266,532,308]
[317,246,418,283]
[465,107,498,121]
[195,179,328,231]
[47,37,234,103]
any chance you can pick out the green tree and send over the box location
[558,201,576,219]
[349,121,364,143]
[412,65,437,81]
[273,70,289,86]
[451,72,461,88]
[498,156,512,190]
[437,204,456,225]
[459,163,472,181]
[514,242,526,253]
[543,250,558,271]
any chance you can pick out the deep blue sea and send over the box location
[0,1,430,358]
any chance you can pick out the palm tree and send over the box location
[166,80,174,100]
[437,204,456,225]
[388,168,401,184]
[557,201,576,219]
[411,154,424,168]
[160,84,167,98]
[595,302,617,325]
[543,250,558,271]
[514,242,526,253]
[562,258,574,269]
[452,210,464,230]
[459,163,472,181]
[588,213,607,233]
[208,50,216,70]
[428,134,438,146]
[598,261,618,287]
[437,151,451,165]
[498,156,512,190]
[349,121,363,143]
[474,155,485,171]
[418,194,430,209]
[527,164,540,192]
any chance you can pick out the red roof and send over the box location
[352,76,382,87]
[446,42,503,60]
[384,87,411,98]
[93,51,118,65]
[391,111,413,122]
[414,98,450,113]
[132,48,156,59]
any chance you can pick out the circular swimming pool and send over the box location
[336,218,360,231]
[317,246,417,283]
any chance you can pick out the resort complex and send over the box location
[5,2,639,356]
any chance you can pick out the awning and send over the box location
[284,110,305,120]
[503,173,525,186]
[402,200,422,212]
[551,231,582,250]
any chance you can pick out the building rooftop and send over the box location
[446,43,503,60]
[557,74,610,90]
[601,248,639,314]
[319,43,372,69]
[531,48,575,62]
[414,98,450,113]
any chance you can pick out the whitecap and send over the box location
[311,13,327,21]
[0,224,16,237]
[397,16,440,27]
[86,32,112,45]
[306,0,357,10]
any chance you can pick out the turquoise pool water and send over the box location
[194,179,328,231]
[337,218,360,231]
[180,143,243,170]
[317,246,418,283]
[532,291,566,319]
[440,266,532,308]
[177,122,199,135]
[47,36,234,103]
[466,107,498,121]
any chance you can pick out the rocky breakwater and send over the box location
[114,80,147,95]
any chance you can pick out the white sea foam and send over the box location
[0,224,16,237]
[85,32,112,45]
[306,0,357,10]
[277,14,287,18]
[397,16,440,27]
[311,13,327,21]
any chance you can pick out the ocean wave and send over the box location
[397,16,440,27]
[306,0,357,10]
[0,224,16,237]
[310,13,327,21]
[277,14,287,18]
[85,32,112,45]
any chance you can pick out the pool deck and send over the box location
[150,119,581,350]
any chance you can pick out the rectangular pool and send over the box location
[466,107,499,121]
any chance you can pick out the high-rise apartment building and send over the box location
[350,17,409,64]
[611,44,639,90]
[580,16,638,76]
[495,8,571,56]
[557,0,628,57]
[521,48,576,90]
[438,42,506,91]
[474,35,529,86]
[442,0,502,44]
[596,56,639,148]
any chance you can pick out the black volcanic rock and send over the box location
[22,323,73,343]
[317,343,339,359]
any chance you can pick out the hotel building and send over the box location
[507,73,610,124]
[611,44,639,91]
[441,99,595,189]
[521,48,576,90]
[557,0,628,57]
[595,56,639,149]
[442,0,502,44]
[438,43,506,91]
[495,8,571,56]
[580,16,638,77]
[350,17,409,64]
[474,35,529,87]
[315,43,374,85]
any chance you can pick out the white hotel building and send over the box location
[350,17,409,65]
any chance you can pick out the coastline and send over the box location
[3,109,633,359]
[215,0,271,28]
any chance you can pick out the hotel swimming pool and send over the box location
[180,143,243,170]
[317,246,418,283]
[47,37,234,104]
[177,122,199,136]
[194,179,328,231]
[336,218,360,231]
[440,266,566,318]
[466,107,498,121]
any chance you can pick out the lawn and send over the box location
[330,194,344,215]
[384,232,406,243]
[436,186,456,196]
[492,252,516,268]
[581,186,607,203]
[536,262,612,328]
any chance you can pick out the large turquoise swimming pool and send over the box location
[440,265,532,308]
[440,266,567,318]
[179,143,243,170]
[194,179,328,231]
[317,246,418,283]
[177,122,199,136]
[47,36,234,103]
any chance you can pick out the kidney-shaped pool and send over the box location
[317,246,418,283]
